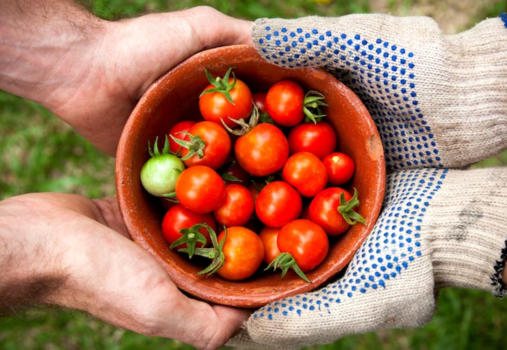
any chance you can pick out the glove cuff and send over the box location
[491,242,507,298]
[423,168,507,295]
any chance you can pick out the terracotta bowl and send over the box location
[116,45,385,308]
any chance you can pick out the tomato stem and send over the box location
[178,223,227,277]
[148,135,177,157]
[303,90,328,124]
[338,188,366,225]
[200,67,237,105]
[170,224,208,258]
[169,132,206,161]
[221,105,260,136]
[265,252,312,283]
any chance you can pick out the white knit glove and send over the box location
[252,13,507,172]
[231,168,507,349]
[227,13,507,349]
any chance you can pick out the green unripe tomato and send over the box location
[140,154,185,196]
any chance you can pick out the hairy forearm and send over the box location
[0,0,105,108]
[0,196,66,314]
[1,3,252,155]
[0,193,133,315]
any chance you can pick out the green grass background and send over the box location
[1,0,507,349]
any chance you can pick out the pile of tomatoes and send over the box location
[140,67,364,283]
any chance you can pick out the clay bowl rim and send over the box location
[116,44,386,308]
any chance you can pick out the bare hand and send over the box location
[0,3,252,156]
[0,193,250,350]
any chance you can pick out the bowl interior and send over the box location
[116,45,385,308]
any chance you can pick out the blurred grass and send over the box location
[1,0,507,349]
[0,93,115,200]
[87,0,370,20]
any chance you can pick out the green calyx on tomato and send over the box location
[303,90,328,124]
[177,222,226,277]
[148,135,175,157]
[169,223,208,259]
[221,104,260,136]
[200,67,237,105]
[265,252,311,283]
[169,131,206,161]
[338,188,366,225]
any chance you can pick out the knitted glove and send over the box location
[252,13,507,172]
[230,167,507,349]
[227,14,507,349]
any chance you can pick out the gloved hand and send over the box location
[228,13,507,349]
[230,167,507,349]
[253,13,507,172]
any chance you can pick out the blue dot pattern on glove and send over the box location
[501,13,507,28]
[253,168,448,320]
[258,27,443,171]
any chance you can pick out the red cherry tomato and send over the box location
[168,120,196,154]
[199,78,253,129]
[217,227,264,281]
[213,184,254,227]
[175,166,226,214]
[235,123,289,177]
[282,152,328,197]
[162,204,215,248]
[259,226,281,265]
[323,152,355,185]
[278,219,329,272]
[255,181,302,227]
[179,121,231,170]
[266,81,305,126]
[309,187,353,235]
[252,92,268,113]
[288,122,337,160]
